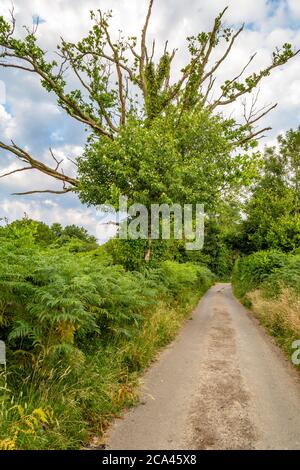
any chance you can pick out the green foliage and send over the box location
[50,223,98,252]
[104,238,179,271]
[78,109,261,219]
[0,5,294,219]
[176,200,243,279]
[56,224,97,243]
[201,217,236,279]
[232,250,300,301]
[159,261,215,301]
[239,128,300,253]
[0,219,214,449]
[233,250,300,369]
[2,218,56,247]
[232,126,300,366]
[232,250,288,299]
[262,255,300,297]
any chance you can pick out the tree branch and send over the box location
[246,103,277,127]
[140,0,154,94]
[200,24,244,85]
[0,141,79,187]
[209,53,257,110]
[12,188,74,196]
[235,126,272,146]
[202,75,216,105]
[200,7,229,76]
[0,166,32,178]
[210,48,300,110]
[102,20,126,126]
[0,61,35,72]
[0,47,113,138]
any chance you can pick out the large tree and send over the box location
[238,128,300,253]
[0,2,298,200]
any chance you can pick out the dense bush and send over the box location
[158,261,215,300]
[232,250,300,365]
[104,237,178,271]
[232,250,289,299]
[264,254,300,296]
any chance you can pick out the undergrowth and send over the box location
[0,223,214,449]
[232,250,300,363]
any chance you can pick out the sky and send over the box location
[0,0,300,240]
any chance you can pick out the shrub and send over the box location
[0,221,214,449]
[232,250,300,368]
[232,250,288,299]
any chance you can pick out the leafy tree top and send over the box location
[0,1,298,198]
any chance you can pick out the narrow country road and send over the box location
[106,284,300,450]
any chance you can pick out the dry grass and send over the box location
[119,297,198,374]
[249,288,300,351]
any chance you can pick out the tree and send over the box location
[1,217,56,246]
[239,130,300,253]
[51,223,63,238]
[278,127,300,214]
[0,2,298,259]
[59,225,97,243]
[0,2,297,194]
[49,223,98,252]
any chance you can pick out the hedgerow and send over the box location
[232,250,300,365]
[0,221,214,449]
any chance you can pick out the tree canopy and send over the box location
[0,1,298,207]
[237,128,300,253]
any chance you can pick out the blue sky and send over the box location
[0,0,300,239]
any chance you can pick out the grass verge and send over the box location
[232,250,300,367]
[0,273,210,450]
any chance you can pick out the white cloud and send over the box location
[43,200,58,207]
[0,197,104,238]
[0,105,17,140]
[50,131,64,142]
[287,0,300,18]
[0,0,300,234]
[0,144,82,195]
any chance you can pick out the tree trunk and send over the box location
[144,236,152,262]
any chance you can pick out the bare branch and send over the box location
[246,103,277,127]
[151,39,156,61]
[202,75,216,105]
[49,148,64,171]
[242,89,261,123]
[0,141,79,187]
[235,126,272,146]
[209,53,257,110]
[12,189,74,196]
[210,48,300,111]
[0,166,32,178]
[201,24,244,85]
[67,157,78,167]
[8,6,16,38]
[0,61,35,72]
[140,0,154,93]
[141,0,154,63]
